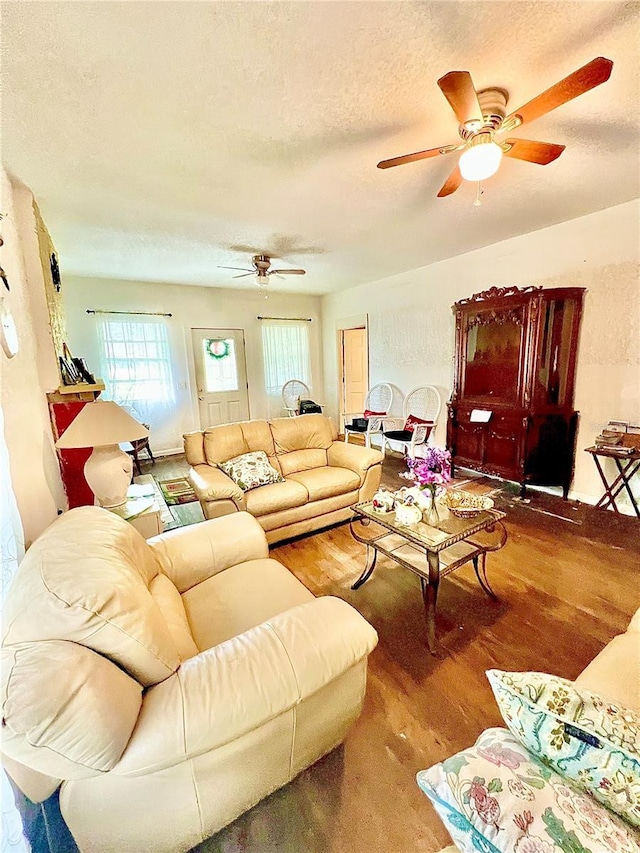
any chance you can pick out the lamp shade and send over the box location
[55,401,148,449]
[459,133,503,182]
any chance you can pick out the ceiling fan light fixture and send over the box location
[459,133,503,182]
[255,273,269,289]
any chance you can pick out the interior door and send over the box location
[192,328,249,428]
[341,327,368,417]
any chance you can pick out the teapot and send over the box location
[372,489,395,513]
[394,501,422,526]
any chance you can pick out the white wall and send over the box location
[322,200,640,509]
[63,277,323,453]
[0,169,66,545]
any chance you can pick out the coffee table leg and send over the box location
[473,553,497,599]
[420,551,441,655]
[351,544,378,590]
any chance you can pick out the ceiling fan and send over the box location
[377,57,613,198]
[218,254,306,289]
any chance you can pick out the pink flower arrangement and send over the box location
[401,446,452,492]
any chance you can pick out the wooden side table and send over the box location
[109,487,165,539]
[585,446,640,518]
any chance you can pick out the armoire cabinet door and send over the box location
[484,413,524,474]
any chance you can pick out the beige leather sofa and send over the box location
[428,606,640,852]
[184,413,383,544]
[1,506,378,853]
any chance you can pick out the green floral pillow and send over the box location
[487,670,640,827]
[220,451,284,492]
[416,727,640,853]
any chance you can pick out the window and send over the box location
[96,317,175,423]
[202,337,239,392]
[261,321,311,394]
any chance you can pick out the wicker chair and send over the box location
[381,385,442,458]
[343,383,394,449]
[282,379,312,417]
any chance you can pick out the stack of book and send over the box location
[595,429,623,448]
[595,429,635,455]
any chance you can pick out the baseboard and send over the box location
[151,447,184,458]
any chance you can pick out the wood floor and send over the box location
[138,452,640,853]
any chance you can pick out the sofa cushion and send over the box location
[487,669,640,827]
[1,640,142,780]
[416,727,639,853]
[182,558,314,650]
[244,479,309,517]
[2,507,181,687]
[256,491,358,533]
[220,450,284,491]
[287,467,361,502]
[278,448,328,477]
[148,574,199,662]
[203,422,247,465]
[183,430,206,466]
[203,420,277,467]
[270,414,334,454]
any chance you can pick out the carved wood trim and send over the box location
[466,306,525,328]
[454,285,543,308]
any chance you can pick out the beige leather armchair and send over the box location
[1,507,378,853]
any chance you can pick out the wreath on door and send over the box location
[206,339,230,360]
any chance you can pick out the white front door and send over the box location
[192,328,250,428]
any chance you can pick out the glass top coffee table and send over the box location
[349,500,508,654]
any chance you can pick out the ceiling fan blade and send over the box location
[270,269,306,275]
[437,164,463,198]
[232,272,255,279]
[377,144,458,170]
[218,266,253,272]
[504,57,613,128]
[437,71,483,126]
[503,139,566,165]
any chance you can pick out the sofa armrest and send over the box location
[111,597,378,776]
[148,513,268,593]
[188,464,244,506]
[327,441,384,483]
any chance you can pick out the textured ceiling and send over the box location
[2,1,639,294]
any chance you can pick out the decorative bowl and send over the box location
[443,490,494,519]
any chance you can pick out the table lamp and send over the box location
[55,400,149,507]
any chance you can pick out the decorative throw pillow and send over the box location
[416,727,640,853]
[487,669,640,827]
[404,414,433,433]
[220,451,284,492]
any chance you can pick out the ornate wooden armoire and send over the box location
[447,286,585,497]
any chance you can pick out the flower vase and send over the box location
[423,486,440,526]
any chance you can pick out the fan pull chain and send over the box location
[474,182,484,207]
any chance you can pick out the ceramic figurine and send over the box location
[372,489,395,513]
[401,486,432,511]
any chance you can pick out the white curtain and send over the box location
[1,404,30,853]
[96,315,175,430]
[261,321,312,417]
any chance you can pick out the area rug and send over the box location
[158,477,198,506]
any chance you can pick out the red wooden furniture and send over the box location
[48,383,105,508]
[447,286,585,498]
